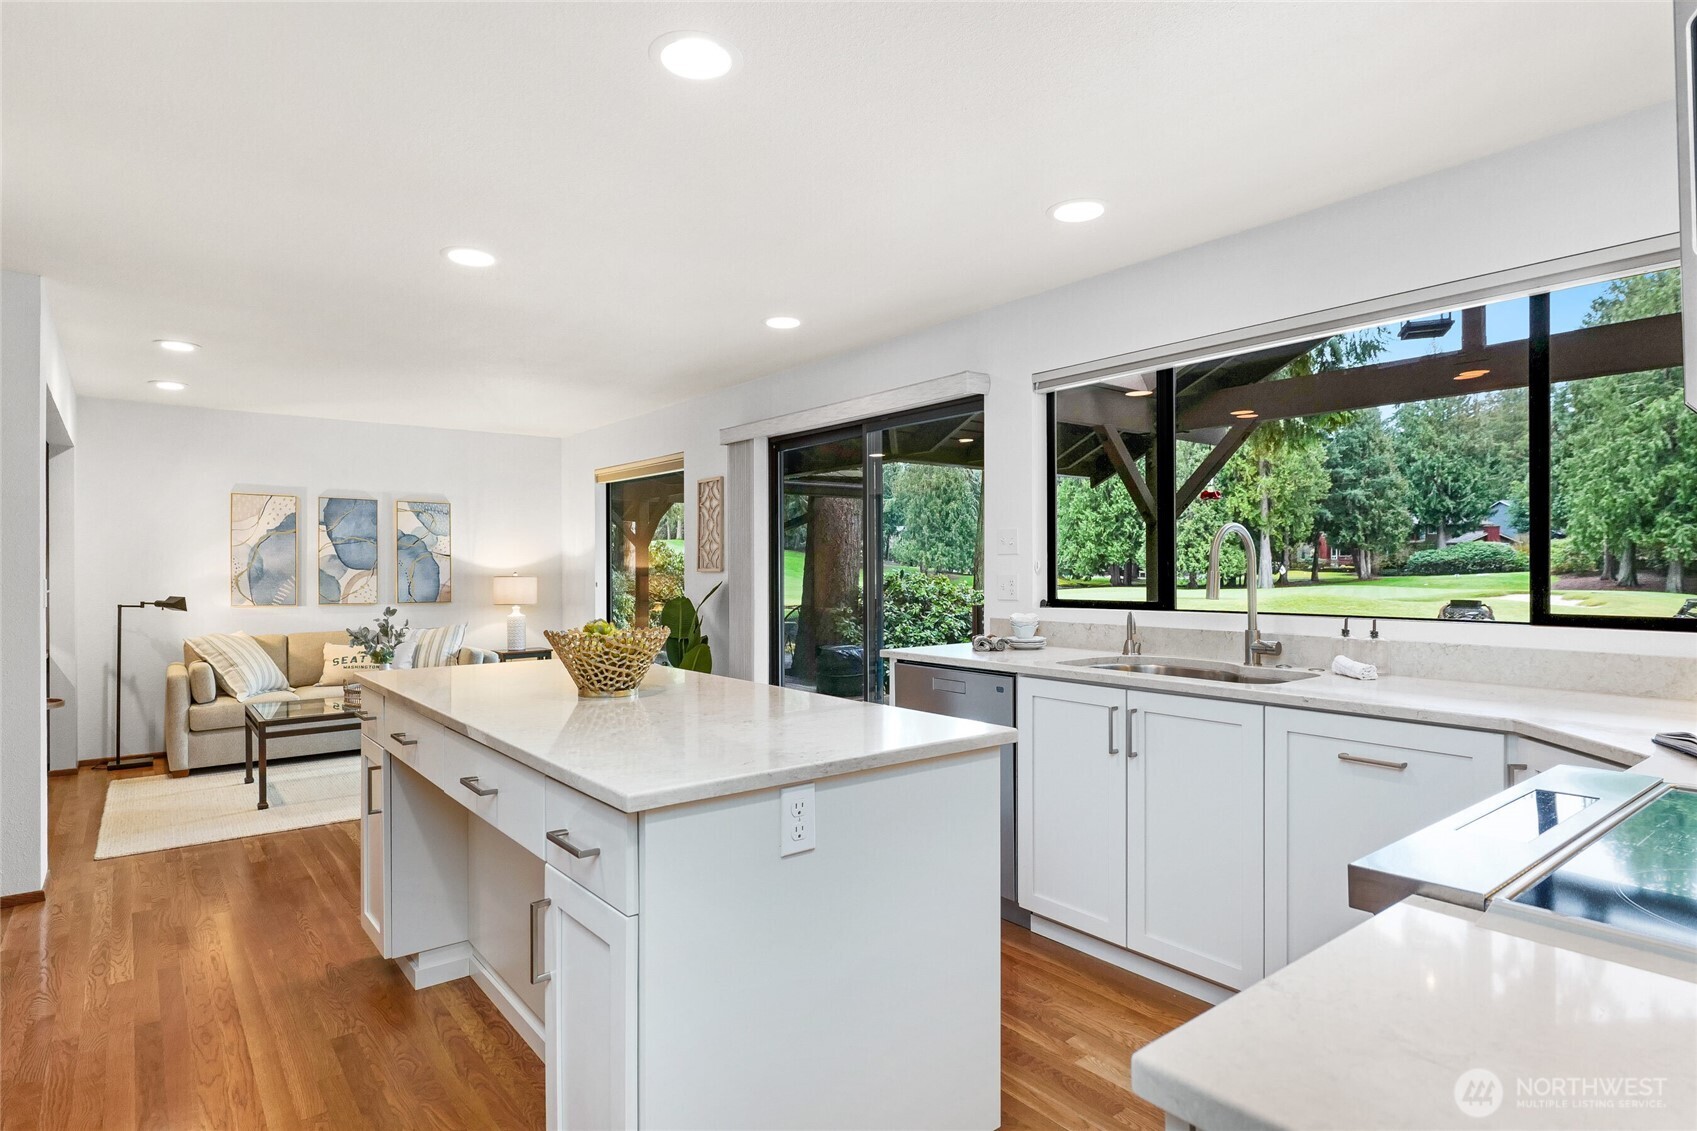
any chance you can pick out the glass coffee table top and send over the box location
[245,696,359,725]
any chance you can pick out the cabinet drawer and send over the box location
[1266,707,1505,967]
[545,779,639,915]
[354,686,386,748]
[383,699,547,854]
[380,698,429,769]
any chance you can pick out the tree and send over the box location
[1316,411,1411,579]
[1553,270,1697,591]
[1393,396,1500,546]
[885,463,982,578]
[1054,475,1145,581]
[1219,438,1330,582]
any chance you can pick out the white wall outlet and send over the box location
[996,528,1018,555]
[780,783,816,856]
[996,574,1018,601]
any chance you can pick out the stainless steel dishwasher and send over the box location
[892,660,1026,926]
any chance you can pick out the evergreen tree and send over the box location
[1317,411,1411,579]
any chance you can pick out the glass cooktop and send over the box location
[1510,788,1697,953]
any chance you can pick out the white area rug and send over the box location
[95,755,359,859]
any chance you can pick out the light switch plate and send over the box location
[996,528,1018,555]
[780,783,815,856]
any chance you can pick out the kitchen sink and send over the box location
[1056,656,1321,685]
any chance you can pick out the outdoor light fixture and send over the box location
[1124,388,1154,397]
[1454,368,1490,381]
[112,596,189,770]
[1398,314,1455,340]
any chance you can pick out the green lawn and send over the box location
[1055,571,1690,622]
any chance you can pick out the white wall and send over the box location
[1,271,76,897]
[560,104,1690,676]
[73,398,565,759]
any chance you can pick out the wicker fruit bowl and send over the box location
[544,626,670,698]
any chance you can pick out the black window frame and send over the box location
[1044,285,1694,634]
[768,395,989,696]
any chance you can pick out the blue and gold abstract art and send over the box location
[396,499,452,603]
[318,496,379,604]
[231,492,298,606]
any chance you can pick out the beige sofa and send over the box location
[165,629,498,774]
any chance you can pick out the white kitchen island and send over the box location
[354,659,1014,1131]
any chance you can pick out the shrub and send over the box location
[882,570,984,649]
[1549,538,1597,576]
[1404,541,1522,576]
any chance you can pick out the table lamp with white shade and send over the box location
[493,573,539,650]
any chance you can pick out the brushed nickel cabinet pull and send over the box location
[1127,707,1139,758]
[1338,752,1408,771]
[547,828,600,859]
[389,732,418,747]
[365,761,382,816]
[529,898,551,985]
[459,775,498,797]
[1107,705,1119,756]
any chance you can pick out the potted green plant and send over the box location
[349,606,410,669]
[657,582,722,672]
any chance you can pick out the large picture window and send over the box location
[1047,267,1693,629]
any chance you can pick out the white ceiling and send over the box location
[1,2,1673,438]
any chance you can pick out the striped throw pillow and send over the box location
[409,623,466,669]
[186,632,293,699]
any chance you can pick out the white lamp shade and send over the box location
[493,575,538,606]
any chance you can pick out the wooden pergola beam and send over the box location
[1176,421,1257,511]
[1094,425,1156,522]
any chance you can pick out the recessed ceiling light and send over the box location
[764,316,801,330]
[652,32,737,80]
[1230,409,1259,419]
[155,340,198,353]
[1454,368,1490,381]
[442,247,497,268]
[150,379,186,391]
[958,437,975,444]
[1049,199,1106,223]
[1124,388,1155,398]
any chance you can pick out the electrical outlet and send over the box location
[996,574,1018,601]
[780,783,815,856]
[996,528,1018,555]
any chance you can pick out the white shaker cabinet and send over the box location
[1126,691,1265,990]
[543,864,638,1131]
[359,738,386,951]
[1264,707,1505,970]
[1017,677,1128,944]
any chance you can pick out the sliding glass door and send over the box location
[772,399,984,700]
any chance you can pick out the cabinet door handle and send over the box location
[389,731,418,747]
[365,761,382,816]
[354,711,375,722]
[529,898,552,985]
[1107,705,1119,756]
[459,775,498,797]
[1338,752,1408,771]
[1126,707,1139,758]
[547,828,601,859]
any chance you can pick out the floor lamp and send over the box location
[111,596,188,771]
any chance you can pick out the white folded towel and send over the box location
[1331,654,1378,681]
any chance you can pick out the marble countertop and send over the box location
[1131,896,1697,1130]
[358,661,1016,813]
[884,644,1697,788]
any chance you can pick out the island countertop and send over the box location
[356,660,1016,813]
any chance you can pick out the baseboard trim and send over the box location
[48,767,77,778]
[79,752,164,768]
[1,874,49,908]
[401,942,472,990]
[398,942,545,1057]
[1029,916,1234,1006]
[468,948,545,1057]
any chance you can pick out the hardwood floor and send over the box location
[3,766,1206,1130]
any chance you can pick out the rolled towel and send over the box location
[1332,654,1378,681]
[972,634,1010,653]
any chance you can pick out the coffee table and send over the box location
[243,695,364,810]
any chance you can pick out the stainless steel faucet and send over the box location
[1206,522,1282,666]
[1122,609,1143,656]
